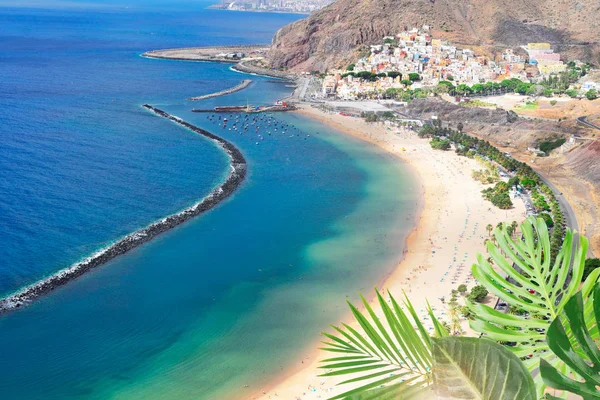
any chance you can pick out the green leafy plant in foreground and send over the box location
[319,291,536,399]
[320,218,600,399]
[541,284,600,399]
[468,217,600,398]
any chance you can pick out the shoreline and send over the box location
[188,79,253,101]
[0,105,247,315]
[249,103,526,400]
[141,47,296,81]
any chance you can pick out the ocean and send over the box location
[0,1,419,399]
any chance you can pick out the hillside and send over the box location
[269,0,600,71]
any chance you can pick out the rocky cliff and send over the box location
[269,0,600,71]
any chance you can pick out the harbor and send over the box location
[192,101,296,113]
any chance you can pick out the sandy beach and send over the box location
[250,104,526,400]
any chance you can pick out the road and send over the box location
[534,168,595,257]
[576,115,600,131]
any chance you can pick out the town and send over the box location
[208,0,333,13]
[320,26,598,101]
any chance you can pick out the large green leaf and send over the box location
[319,290,446,399]
[320,291,536,400]
[432,337,537,400]
[468,216,599,397]
[540,285,600,399]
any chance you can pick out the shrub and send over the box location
[550,100,557,106]
[585,89,597,100]
[430,137,451,150]
[583,258,600,281]
[521,178,537,189]
[539,212,554,228]
[467,285,489,303]
[539,138,566,154]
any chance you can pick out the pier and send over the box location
[0,106,247,315]
[192,103,296,113]
[188,79,252,101]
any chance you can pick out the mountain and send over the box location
[268,0,600,71]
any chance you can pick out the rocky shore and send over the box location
[0,105,247,315]
[188,79,252,101]
[232,60,295,80]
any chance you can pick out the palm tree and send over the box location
[510,220,518,237]
[486,223,493,236]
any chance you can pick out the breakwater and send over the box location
[0,106,247,315]
[188,79,252,101]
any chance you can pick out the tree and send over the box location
[363,113,378,122]
[430,137,451,150]
[387,71,400,79]
[516,83,531,95]
[539,212,554,228]
[521,178,537,189]
[457,284,468,294]
[583,258,600,281]
[401,79,412,86]
[510,220,518,237]
[467,285,488,302]
[506,224,514,237]
[418,124,436,138]
[457,122,464,132]
[585,89,597,100]
[456,84,472,96]
[471,83,485,95]
[408,72,421,81]
[508,176,520,187]
[486,223,493,236]
[346,63,355,71]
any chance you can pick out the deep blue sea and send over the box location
[0,2,419,399]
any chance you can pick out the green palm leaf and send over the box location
[320,290,445,399]
[540,284,600,399]
[468,216,600,398]
[432,337,537,400]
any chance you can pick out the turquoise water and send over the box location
[0,2,419,399]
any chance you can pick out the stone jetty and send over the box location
[0,106,247,315]
[188,79,252,101]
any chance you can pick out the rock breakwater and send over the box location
[188,79,252,101]
[0,105,246,315]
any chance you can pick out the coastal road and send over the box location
[534,168,596,257]
[576,115,600,131]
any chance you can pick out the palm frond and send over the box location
[468,216,600,397]
[319,290,446,399]
[541,284,600,399]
